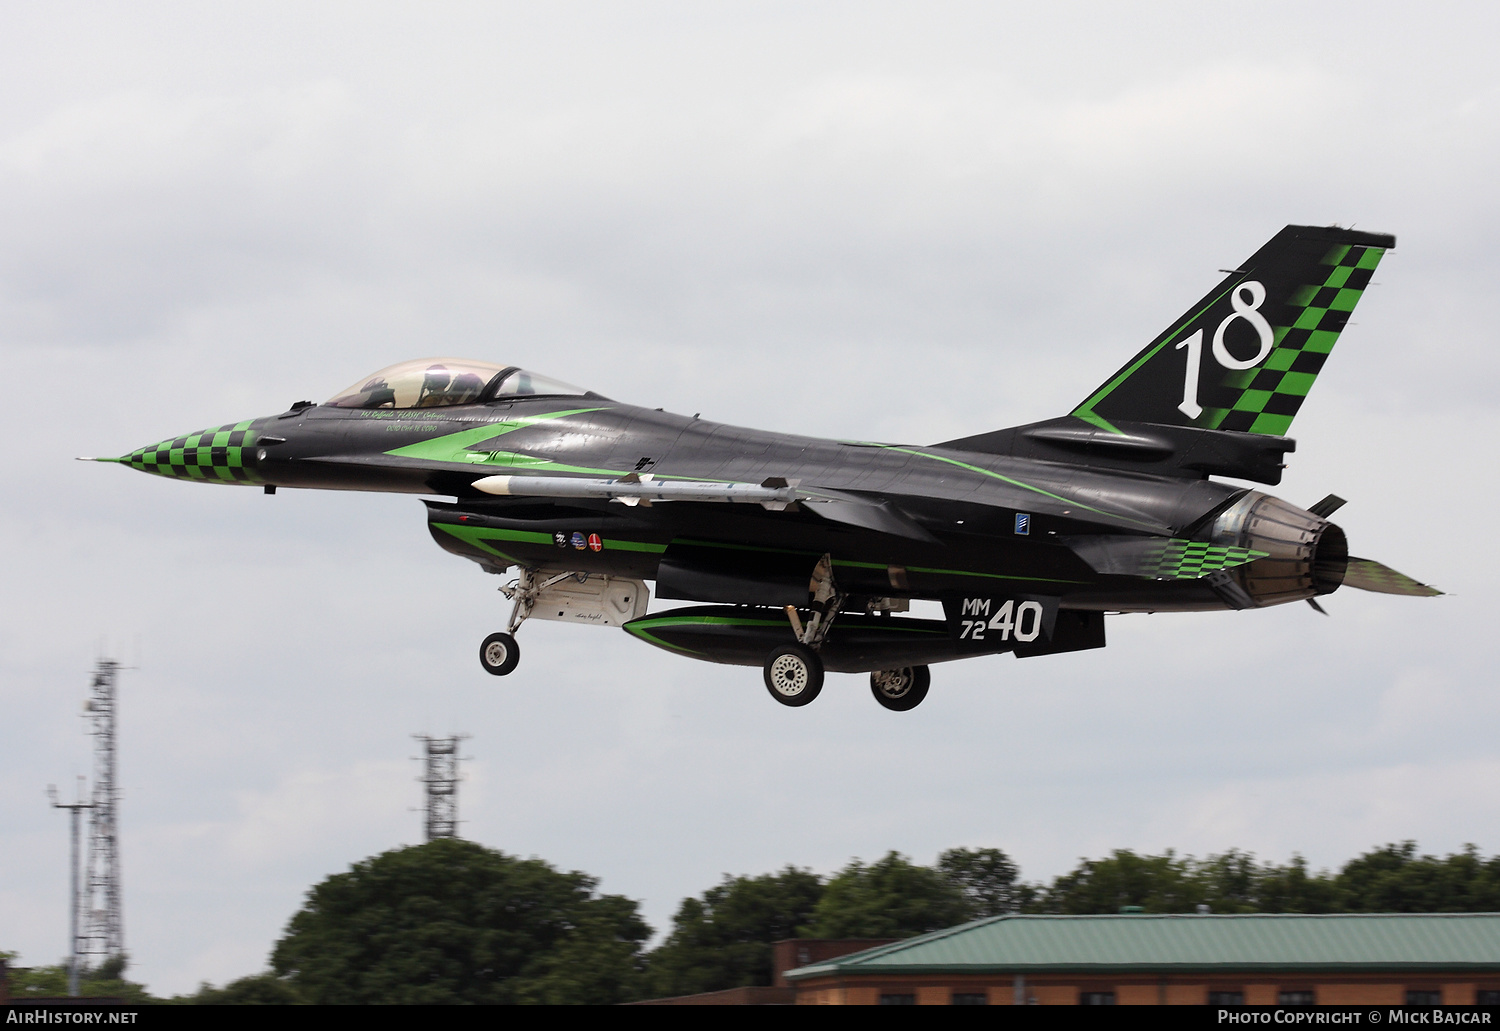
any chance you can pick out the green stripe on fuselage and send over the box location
[385,408,609,463]
[435,521,668,560]
[431,522,539,562]
[604,539,668,553]
[880,447,1158,531]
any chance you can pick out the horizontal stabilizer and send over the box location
[1343,557,1442,596]
[1066,535,1267,580]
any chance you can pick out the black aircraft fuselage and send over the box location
[253,398,1263,611]
[99,225,1438,710]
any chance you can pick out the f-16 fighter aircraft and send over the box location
[92,225,1439,710]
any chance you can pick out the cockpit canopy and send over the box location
[326,359,588,409]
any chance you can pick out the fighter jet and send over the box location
[91,224,1439,710]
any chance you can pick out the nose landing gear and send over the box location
[478,566,652,676]
[480,632,520,676]
[477,567,558,677]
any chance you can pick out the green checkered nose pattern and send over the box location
[1207,244,1385,435]
[1139,540,1267,580]
[122,421,263,484]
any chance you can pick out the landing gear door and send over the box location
[531,573,651,627]
[940,594,1060,654]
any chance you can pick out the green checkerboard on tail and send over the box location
[111,420,264,484]
[1072,225,1395,437]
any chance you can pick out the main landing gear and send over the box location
[763,553,842,706]
[763,644,824,706]
[761,650,933,712]
[759,554,932,711]
[870,665,931,711]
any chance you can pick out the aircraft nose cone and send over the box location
[121,420,264,484]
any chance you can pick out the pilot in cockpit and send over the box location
[415,365,489,407]
[416,364,452,407]
[358,377,396,408]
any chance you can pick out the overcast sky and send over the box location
[3,1,1498,996]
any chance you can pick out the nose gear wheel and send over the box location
[479,567,587,676]
[480,632,520,676]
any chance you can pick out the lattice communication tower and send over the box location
[413,734,468,841]
[80,659,124,963]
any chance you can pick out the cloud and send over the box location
[221,762,413,869]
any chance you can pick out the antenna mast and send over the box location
[80,659,124,965]
[47,777,94,996]
[413,734,468,841]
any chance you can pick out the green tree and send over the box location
[1189,849,1263,913]
[1254,854,1340,913]
[1038,849,1203,914]
[938,847,1023,918]
[179,972,306,1005]
[4,954,158,1003]
[1335,842,1500,912]
[806,852,969,938]
[646,866,823,997]
[270,838,651,1004]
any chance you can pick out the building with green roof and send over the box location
[782,913,1500,1005]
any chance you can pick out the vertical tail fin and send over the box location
[1072,225,1395,436]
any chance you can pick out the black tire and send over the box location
[870,665,930,711]
[763,644,824,706]
[479,632,520,676]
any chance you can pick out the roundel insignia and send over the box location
[588,533,602,552]
[570,531,587,550]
